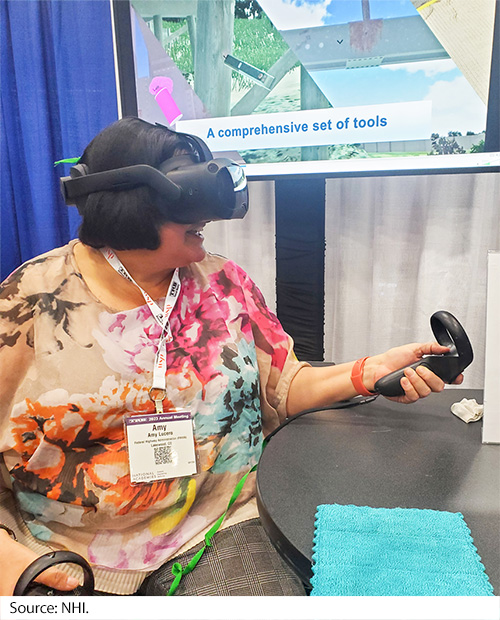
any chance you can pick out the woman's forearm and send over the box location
[285,341,457,416]
[286,361,362,416]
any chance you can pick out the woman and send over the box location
[0,118,461,596]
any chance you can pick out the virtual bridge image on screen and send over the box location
[121,0,498,175]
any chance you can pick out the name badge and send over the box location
[124,411,197,484]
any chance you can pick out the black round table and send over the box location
[256,389,500,593]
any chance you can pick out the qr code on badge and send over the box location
[154,445,173,466]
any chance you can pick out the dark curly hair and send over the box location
[76,117,197,250]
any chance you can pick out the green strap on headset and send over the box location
[167,463,258,596]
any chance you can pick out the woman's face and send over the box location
[154,220,208,268]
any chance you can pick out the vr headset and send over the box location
[60,130,248,224]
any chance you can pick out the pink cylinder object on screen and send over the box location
[149,76,183,125]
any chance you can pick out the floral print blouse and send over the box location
[0,241,305,594]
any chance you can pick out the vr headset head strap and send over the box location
[175,132,213,162]
[154,122,213,162]
[60,164,181,205]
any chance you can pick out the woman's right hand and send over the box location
[0,529,80,596]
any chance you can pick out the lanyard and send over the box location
[101,248,181,413]
[102,248,259,596]
[167,462,258,595]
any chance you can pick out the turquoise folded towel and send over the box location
[311,504,494,596]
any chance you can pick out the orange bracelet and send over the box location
[350,357,376,396]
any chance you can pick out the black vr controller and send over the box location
[14,551,95,596]
[374,311,473,397]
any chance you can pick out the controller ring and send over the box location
[13,550,95,596]
[430,310,473,363]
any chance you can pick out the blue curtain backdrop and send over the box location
[1,0,119,280]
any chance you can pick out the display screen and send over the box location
[127,0,498,173]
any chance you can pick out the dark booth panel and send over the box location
[275,179,325,361]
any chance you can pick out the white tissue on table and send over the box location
[450,398,484,423]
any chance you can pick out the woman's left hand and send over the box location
[368,342,464,404]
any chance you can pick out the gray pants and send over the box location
[22,519,306,596]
